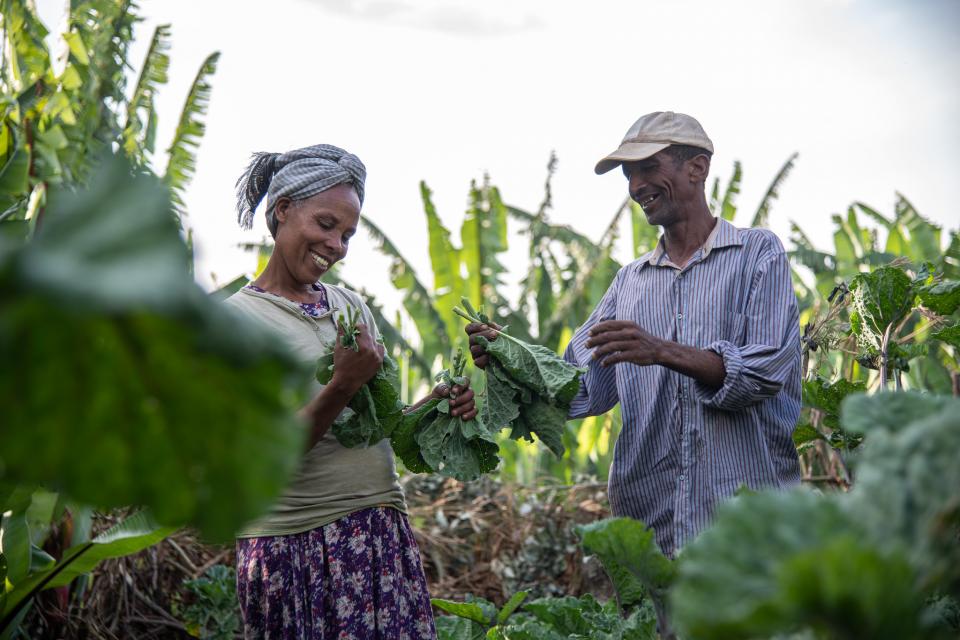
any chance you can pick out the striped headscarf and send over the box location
[235,144,366,236]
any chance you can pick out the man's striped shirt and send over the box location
[564,217,802,556]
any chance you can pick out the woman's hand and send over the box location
[432,378,478,421]
[465,321,501,370]
[330,323,384,396]
[301,323,382,451]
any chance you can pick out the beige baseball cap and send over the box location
[595,111,714,175]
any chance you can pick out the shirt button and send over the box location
[678,474,685,482]
[677,313,683,320]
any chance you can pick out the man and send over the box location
[467,112,802,556]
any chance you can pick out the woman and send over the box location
[225,144,475,639]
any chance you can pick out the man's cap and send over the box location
[595,111,714,175]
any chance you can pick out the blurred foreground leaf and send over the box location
[672,392,960,638]
[670,491,921,639]
[0,154,309,541]
[843,393,960,596]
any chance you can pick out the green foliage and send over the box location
[416,350,501,482]
[0,0,218,223]
[433,567,658,640]
[122,24,171,166]
[752,152,798,228]
[461,180,509,312]
[359,214,448,370]
[455,298,584,459]
[1,510,173,631]
[172,565,240,640]
[0,4,240,636]
[504,595,657,640]
[839,390,955,435]
[918,280,960,316]
[630,201,660,258]
[163,51,220,218]
[321,347,500,481]
[390,398,440,474]
[931,323,960,348]
[798,376,867,450]
[801,376,866,429]
[709,160,741,222]
[318,348,404,448]
[334,305,363,350]
[842,393,960,597]
[317,295,431,419]
[432,591,655,640]
[0,154,309,541]
[670,391,960,639]
[794,192,957,394]
[433,593,510,639]
[849,266,915,350]
[576,518,674,632]
[422,181,468,344]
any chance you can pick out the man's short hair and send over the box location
[664,144,713,166]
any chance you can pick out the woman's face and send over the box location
[272,183,361,284]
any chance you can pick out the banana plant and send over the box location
[0,1,219,235]
[0,4,241,636]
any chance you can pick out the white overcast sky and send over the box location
[39,0,960,313]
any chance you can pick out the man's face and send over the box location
[621,150,697,226]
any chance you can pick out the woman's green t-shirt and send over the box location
[225,284,406,538]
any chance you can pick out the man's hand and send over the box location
[465,321,501,370]
[586,320,665,367]
[330,323,384,395]
[432,378,479,421]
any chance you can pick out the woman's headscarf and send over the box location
[235,144,366,236]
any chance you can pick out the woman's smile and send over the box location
[309,250,331,271]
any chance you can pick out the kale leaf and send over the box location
[315,307,404,448]
[455,297,585,458]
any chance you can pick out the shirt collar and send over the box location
[636,217,742,268]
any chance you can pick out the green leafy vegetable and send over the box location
[414,349,501,481]
[670,490,920,640]
[454,297,584,458]
[848,266,915,352]
[577,517,675,626]
[319,347,501,481]
[432,592,657,640]
[390,398,440,474]
[839,391,955,435]
[932,323,960,348]
[843,393,960,596]
[316,339,404,449]
[516,594,657,640]
[1,510,174,629]
[917,279,960,316]
[669,392,960,639]
[334,306,362,350]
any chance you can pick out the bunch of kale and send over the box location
[317,301,585,480]
[316,310,499,481]
[453,298,586,458]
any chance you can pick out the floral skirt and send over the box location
[235,507,437,640]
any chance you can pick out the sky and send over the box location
[37,0,960,315]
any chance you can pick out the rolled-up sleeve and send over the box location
[697,250,800,412]
[563,269,624,418]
